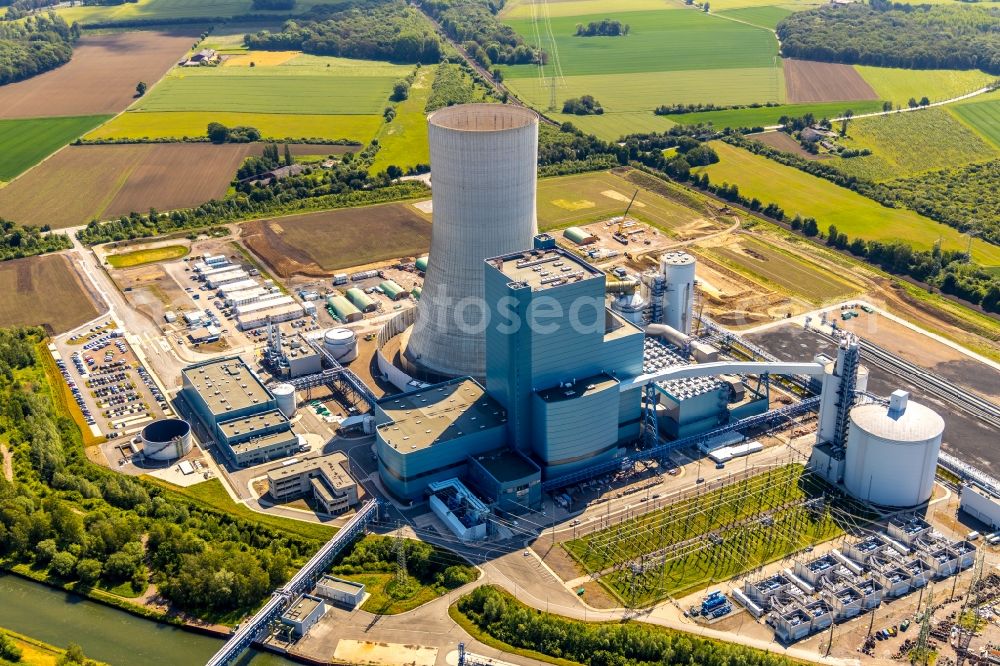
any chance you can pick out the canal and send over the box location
[0,574,297,666]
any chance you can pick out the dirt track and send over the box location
[784,58,878,103]
[0,30,199,118]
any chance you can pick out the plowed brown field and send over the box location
[0,143,256,229]
[749,131,828,160]
[0,254,99,334]
[784,59,878,103]
[242,203,432,277]
[0,30,197,118]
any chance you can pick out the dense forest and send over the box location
[0,0,59,21]
[777,2,1000,74]
[457,585,798,666]
[244,0,441,63]
[0,328,328,619]
[0,13,77,86]
[0,217,72,261]
[419,0,543,67]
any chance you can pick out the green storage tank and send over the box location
[346,287,377,313]
[415,256,429,272]
[411,286,422,301]
[380,280,408,301]
[327,295,362,322]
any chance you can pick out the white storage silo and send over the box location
[324,327,358,363]
[273,383,297,418]
[660,251,696,336]
[405,104,539,379]
[843,391,944,508]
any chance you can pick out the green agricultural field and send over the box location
[703,236,859,302]
[502,8,783,117]
[0,115,110,182]
[698,141,1000,265]
[677,99,884,130]
[855,66,995,108]
[85,111,381,143]
[718,5,793,28]
[535,170,704,232]
[556,111,676,141]
[371,66,432,174]
[832,108,998,181]
[502,0,674,20]
[56,0,330,24]
[133,70,400,115]
[951,99,1000,149]
[106,245,189,268]
[505,9,777,76]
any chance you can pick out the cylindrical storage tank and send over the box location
[379,280,407,301]
[327,295,362,322]
[411,286,422,300]
[140,419,192,461]
[611,292,646,326]
[272,383,297,418]
[843,394,944,507]
[406,104,539,379]
[346,287,377,313]
[324,327,358,363]
[415,256,428,272]
[660,251,696,336]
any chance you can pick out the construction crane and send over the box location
[613,189,640,245]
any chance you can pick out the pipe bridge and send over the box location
[205,499,381,666]
[620,361,826,391]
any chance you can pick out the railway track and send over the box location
[817,331,1000,430]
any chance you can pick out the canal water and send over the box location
[0,574,298,666]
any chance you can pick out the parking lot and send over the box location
[54,326,170,440]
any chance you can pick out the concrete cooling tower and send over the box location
[405,104,539,379]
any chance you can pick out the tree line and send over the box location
[244,0,441,63]
[0,328,330,619]
[458,585,798,666]
[0,217,71,261]
[0,12,78,86]
[419,0,544,67]
[776,3,1000,74]
[655,101,780,116]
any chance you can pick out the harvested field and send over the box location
[0,254,99,334]
[0,143,256,229]
[748,130,826,159]
[784,58,878,103]
[242,204,432,277]
[0,31,197,118]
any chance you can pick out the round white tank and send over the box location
[660,251,696,335]
[843,395,944,507]
[272,383,297,418]
[324,327,358,363]
[406,104,539,379]
[611,291,647,326]
[140,419,192,461]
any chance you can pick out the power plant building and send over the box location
[405,104,540,379]
[179,356,299,467]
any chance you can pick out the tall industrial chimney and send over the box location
[405,104,539,378]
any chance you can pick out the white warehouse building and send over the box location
[960,484,1000,529]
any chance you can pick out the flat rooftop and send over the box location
[268,453,355,491]
[489,248,602,292]
[230,428,297,455]
[472,448,540,483]
[377,378,506,451]
[219,409,287,439]
[319,575,364,594]
[283,594,322,622]
[536,373,618,403]
[183,357,272,417]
